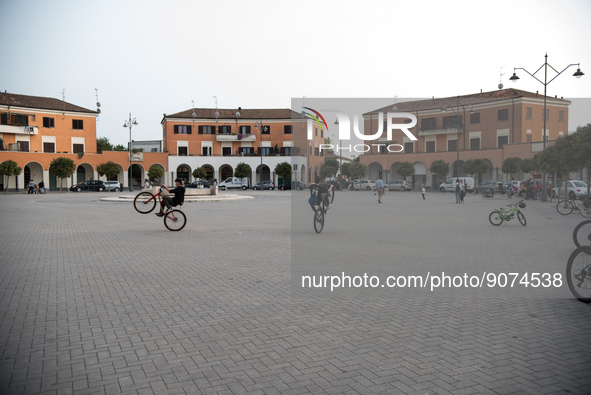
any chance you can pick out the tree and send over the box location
[430,159,450,187]
[573,124,591,194]
[325,158,339,172]
[96,161,120,190]
[520,158,536,176]
[49,157,75,193]
[0,160,22,194]
[349,162,367,188]
[396,161,415,179]
[113,144,127,151]
[97,137,113,153]
[463,159,490,184]
[341,162,352,179]
[502,157,522,178]
[192,166,208,180]
[234,163,251,179]
[274,162,292,189]
[320,165,337,179]
[323,137,334,154]
[148,165,164,183]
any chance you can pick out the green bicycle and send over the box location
[488,200,527,226]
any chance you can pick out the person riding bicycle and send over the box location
[156,178,185,217]
[309,177,333,211]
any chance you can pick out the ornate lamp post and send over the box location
[509,53,584,201]
[123,113,138,192]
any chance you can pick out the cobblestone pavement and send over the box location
[0,190,590,394]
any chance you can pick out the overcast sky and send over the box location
[1,0,590,146]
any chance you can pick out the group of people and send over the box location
[374,179,426,203]
[27,180,45,194]
[455,179,468,203]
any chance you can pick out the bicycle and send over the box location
[573,219,591,248]
[566,246,591,303]
[133,187,187,231]
[488,200,526,226]
[556,195,591,217]
[309,184,335,233]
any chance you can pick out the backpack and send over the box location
[455,183,460,192]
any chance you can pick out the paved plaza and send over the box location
[0,188,590,394]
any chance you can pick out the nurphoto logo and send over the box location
[303,107,418,154]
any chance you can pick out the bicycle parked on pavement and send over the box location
[566,246,591,303]
[133,187,187,231]
[556,195,591,218]
[488,200,527,226]
[573,219,591,249]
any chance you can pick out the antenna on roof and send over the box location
[62,89,66,119]
[498,66,505,90]
[191,100,196,121]
[213,96,219,120]
[95,88,101,119]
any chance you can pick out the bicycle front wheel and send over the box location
[488,210,504,226]
[134,192,156,214]
[313,207,325,233]
[164,210,186,231]
[579,203,591,218]
[566,246,591,303]
[573,220,591,248]
[556,200,574,215]
[517,211,526,226]
[328,189,335,204]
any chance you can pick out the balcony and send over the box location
[216,134,256,142]
[418,127,462,136]
[0,125,38,135]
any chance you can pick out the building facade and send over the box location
[0,92,168,191]
[162,108,324,186]
[359,88,570,189]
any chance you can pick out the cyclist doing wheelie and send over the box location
[309,177,333,211]
[156,178,185,217]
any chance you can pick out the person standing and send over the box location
[421,185,426,200]
[28,179,35,194]
[455,178,461,204]
[376,178,384,203]
[461,180,466,203]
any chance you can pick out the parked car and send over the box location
[186,180,211,188]
[439,177,475,193]
[218,177,249,190]
[252,181,275,190]
[70,180,106,192]
[322,180,342,191]
[474,180,501,193]
[280,181,305,190]
[350,180,376,191]
[103,181,122,191]
[384,180,412,191]
[553,180,589,199]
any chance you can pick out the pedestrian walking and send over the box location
[455,178,461,204]
[460,180,466,203]
[421,185,426,200]
[375,178,384,203]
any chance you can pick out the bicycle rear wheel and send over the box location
[164,210,186,231]
[488,210,503,226]
[556,200,574,215]
[134,192,156,214]
[566,246,591,303]
[517,211,526,226]
[313,207,325,233]
[573,220,591,248]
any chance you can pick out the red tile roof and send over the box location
[165,108,301,120]
[365,88,571,115]
[0,92,97,114]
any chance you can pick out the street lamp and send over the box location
[123,113,138,192]
[441,96,475,178]
[509,53,584,201]
[254,118,268,186]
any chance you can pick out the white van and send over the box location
[439,177,474,193]
[218,177,250,190]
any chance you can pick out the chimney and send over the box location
[555,95,557,98]
[536,91,539,97]
[480,89,482,93]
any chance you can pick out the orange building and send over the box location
[162,108,324,185]
[359,88,570,189]
[0,92,167,191]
